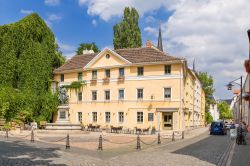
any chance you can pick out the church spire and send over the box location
[157,25,163,51]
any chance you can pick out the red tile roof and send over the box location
[53,47,183,73]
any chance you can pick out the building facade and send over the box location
[53,44,205,131]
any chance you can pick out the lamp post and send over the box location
[226,76,242,123]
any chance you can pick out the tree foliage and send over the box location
[198,72,215,123]
[0,13,64,122]
[218,101,233,119]
[205,111,213,124]
[113,7,142,49]
[198,72,215,110]
[76,42,100,55]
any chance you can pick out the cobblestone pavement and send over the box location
[0,128,231,166]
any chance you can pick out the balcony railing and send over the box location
[117,76,125,83]
[103,77,110,84]
[90,79,97,85]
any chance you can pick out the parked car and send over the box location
[210,121,227,135]
[226,123,232,130]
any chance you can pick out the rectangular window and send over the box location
[59,111,66,119]
[137,67,144,76]
[78,92,82,101]
[92,91,97,101]
[60,74,64,82]
[92,70,97,79]
[105,69,110,78]
[92,112,97,122]
[118,112,124,123]
[137,89,143,99]
[78,112,82,122]
[78,72,83,81]
[137,112,143,123]
[164,65,171,74]
[164,88,171,99]
[105,90,110,100]
[148,113,154,121]
[105,112,110,123]
[118,89,124,100]
[119,68,125,77]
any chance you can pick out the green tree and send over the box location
[198,72,215,110]
[218,101,233,119]
[198,72,215,123]
[113,7,142,49]
[76,42,100,55]
[205,111,213,124]
[0,13,64,122]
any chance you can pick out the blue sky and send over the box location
[0,0,171,57]
[1,0,250,100]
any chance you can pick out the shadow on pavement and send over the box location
[172,134,230,165]
[0,139,66,165]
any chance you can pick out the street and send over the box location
[1,130,246,166]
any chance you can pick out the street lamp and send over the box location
[226,76,243,123]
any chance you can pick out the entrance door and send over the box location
[163,113,173,130]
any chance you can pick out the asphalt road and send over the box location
[0,131,232,166]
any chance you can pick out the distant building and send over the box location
[209,102,219,121]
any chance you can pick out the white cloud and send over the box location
[78,0,250,99]
[78,0,178,21]
[44,0,60,6]
[92,19,97,26]
[144,26,158,37]
[161,0,250,99]
[48,14,62,21]
[145,16,156,23]
[20,9,33,15]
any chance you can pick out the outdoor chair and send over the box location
[39,121,46,129]
[135,127,142,134]
[142,127,150,135]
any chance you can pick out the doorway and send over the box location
[162,112,173,130]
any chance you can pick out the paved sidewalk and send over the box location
[0,127,212,165]
[230,133,250,166]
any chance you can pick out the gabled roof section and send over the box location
[53,46,183,73]
[115,47,182,63]
[84,48,132,69]
[53,53,97,73]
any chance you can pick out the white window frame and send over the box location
[105,112,111,123]
[92,90,97,101]
[104,90,111,101]
[118,112,124,123]
[78,92,83,102]
[136,88,144,100]
[137,112,143,123]
[118,89,125,100]
[163,87,172,100]
[77,112,82,123]
[92,112,97,122]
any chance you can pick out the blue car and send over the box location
[210,121,227,135]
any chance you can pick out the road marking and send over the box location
[226,140,236,166]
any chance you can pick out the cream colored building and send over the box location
[53,43,205,131]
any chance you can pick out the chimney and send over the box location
[146,40,152,47]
